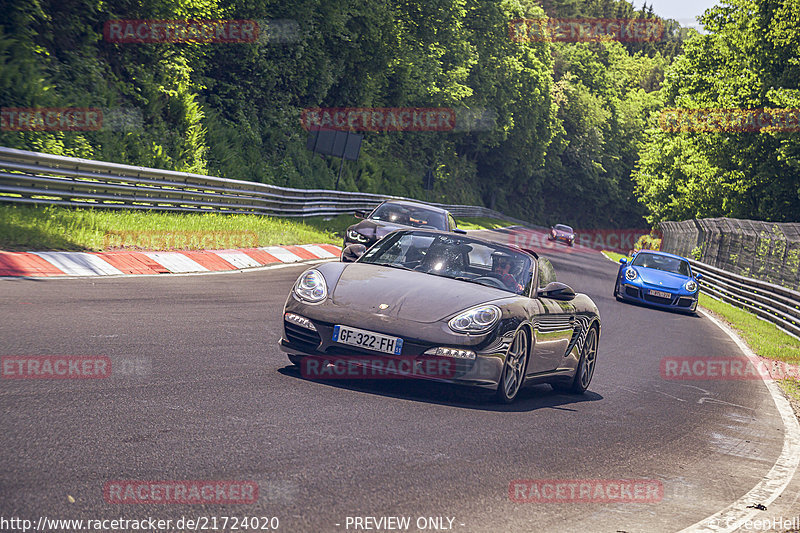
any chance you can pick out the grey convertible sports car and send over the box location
[280,229,601,403]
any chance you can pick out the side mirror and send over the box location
[341,244,367,263]
[538,281,576,301]
[453,228,467,235]
[619,258,628,264]
[354,210,367,219]
[695,273,703,281]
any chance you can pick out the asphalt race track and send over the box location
[0,230,796,532]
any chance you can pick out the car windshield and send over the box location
[632,252,691,276]
[369,203,447,230]
[359,231,533,294]
[554,224,573,232]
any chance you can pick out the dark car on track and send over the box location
[342,200,465,250]
[614,250,702,314]
[548,224,575,246]
[280,229,601,403]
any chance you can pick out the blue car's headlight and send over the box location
[625,268,638,281]
[685,279,698,292]
[347,229,368,243]
[294,269,328,303]
[449,305,501,334]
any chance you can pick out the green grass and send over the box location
[699,293,800,402]
[300,214,360,241]
[698,293,800,365]
[602,250,628,263]
[0,205,516,253]
[453,216,513,230]
[601,248,800,399]
[302,214,515,234]
[0,204,340,251]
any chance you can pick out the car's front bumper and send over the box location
[617,281,698,313]
[279,312,508,389]
[548,235,574,245]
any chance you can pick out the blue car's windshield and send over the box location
[632,252,690,276]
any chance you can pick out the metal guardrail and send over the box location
[659,218,800,291]
[689,258,800,339]
[0,146,532,225]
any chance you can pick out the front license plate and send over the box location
[332,325,404,355]
[648,289,672,299]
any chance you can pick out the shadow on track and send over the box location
[278,365,603,412]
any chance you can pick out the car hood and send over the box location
[349,219,409,240]
[330,263,511,323]
[635,267,688,290]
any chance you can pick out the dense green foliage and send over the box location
[634,0,800,223]
[2,0,686,228]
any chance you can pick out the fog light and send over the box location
[424,347,476,360]
[285,313,317,331]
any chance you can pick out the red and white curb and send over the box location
[0,244,341,277]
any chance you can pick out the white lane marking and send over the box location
[31,252,124,276]
[697,397,756,411]
[260,246,303,262]
[655,390,687,402]
[297,244,337,258]
[213,251,261,269]
[680,384,718,396]
[142,252,208,273]
[677,309,800,533]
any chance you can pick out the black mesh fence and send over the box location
[659,218,800,291]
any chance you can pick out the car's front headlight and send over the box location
[449,305,501,334]
[347,229,368,243]
[294,269,328,303]
[685,279,698,292]
[625,268,638,281]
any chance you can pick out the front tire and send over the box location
[614,279,623,301]
[495,329,529,404]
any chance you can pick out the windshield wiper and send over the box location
[369,262,413,271]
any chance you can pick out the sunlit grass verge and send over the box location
[602,251,627,262]
[0,204,340,251]
[289,213,515,238]
[453,216,513,230]
[601,249,800,403]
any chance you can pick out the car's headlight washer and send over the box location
[625,268,638,281]
[449,305,501,334]
[347,229,368,243]
[685,279,698,292]
[294,269,328,303]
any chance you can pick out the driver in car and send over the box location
[491,252,524,292]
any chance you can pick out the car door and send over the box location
[526,257,577,375]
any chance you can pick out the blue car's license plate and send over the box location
[648,289,672,299]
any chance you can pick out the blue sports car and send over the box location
[613,251,702,314]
